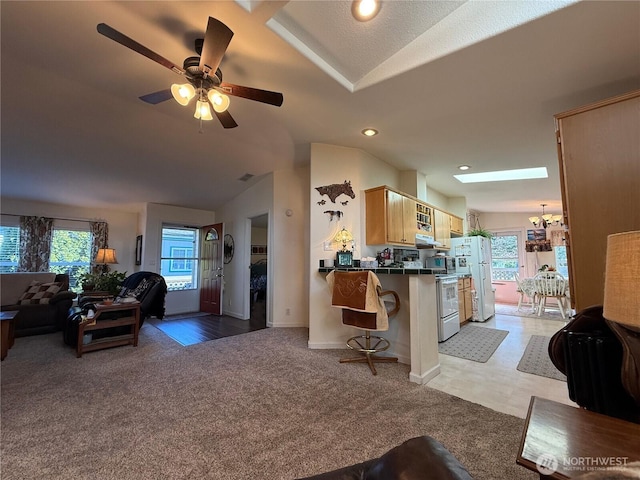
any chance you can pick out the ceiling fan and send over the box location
[97,17,283,129]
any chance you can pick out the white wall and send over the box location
[142,203,216,315]
[308,143,404,349]
[216,167,308,327]
[272,167,309,327]
[215,174,274,320]
[0,197,139,274]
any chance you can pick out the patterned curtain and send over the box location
[18,216,54,272]
[89,221,109,274]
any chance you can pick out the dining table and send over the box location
[522,274,570,317]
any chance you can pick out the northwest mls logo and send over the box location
[536,453,559,475]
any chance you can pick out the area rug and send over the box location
[495,303,569,322]
[438,325,509,363]
[517,335,566,382]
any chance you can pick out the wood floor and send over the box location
[147,299,267,346]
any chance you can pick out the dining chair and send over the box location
[514,273,536,312]
[533,271,569,319]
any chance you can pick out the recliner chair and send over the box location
[327,270,400,375]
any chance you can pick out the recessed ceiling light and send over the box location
[352,0,381,22]
[361,128,379,137]
[458,165,471,171]
[454,167,548,184]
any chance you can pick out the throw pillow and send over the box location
[18,281,63,305]
[130,277,153,299]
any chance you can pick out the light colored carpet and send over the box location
[438,325,509,363]
[495,303,569,322]
[1,326,536,479]
[517,335,566,382]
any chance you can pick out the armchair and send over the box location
[79,271,167,324]
[0,272,76,337]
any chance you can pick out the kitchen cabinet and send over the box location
[554,90,640,311]
[450,215,464,235]
[365,186,418,246]
[433,209,451,250]
[457,277,472,323]
[416,202,433,235]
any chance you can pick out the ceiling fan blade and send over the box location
[218,83,283,107]
[97,23,185,76]
[199,17,234,77]
[139,89,173,104]
[214,109,238,129]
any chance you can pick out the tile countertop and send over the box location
[317,266,444,275]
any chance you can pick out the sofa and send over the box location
[0,272,77,337]
[297,436,473,480]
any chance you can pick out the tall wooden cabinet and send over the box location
[554,90,640,311]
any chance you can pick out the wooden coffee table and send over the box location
[76,302,140,357]
[517,396,640,478]
[1,310,18,361]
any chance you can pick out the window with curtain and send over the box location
[49,228,93,292]
[161,226,199,291]
[0,226,20,272]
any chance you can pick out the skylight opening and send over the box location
[454,167,548,184]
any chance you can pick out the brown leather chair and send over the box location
[327,270,400,375]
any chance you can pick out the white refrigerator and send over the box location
[451,236,496,321]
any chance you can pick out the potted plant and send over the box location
[80,271,126,296]
[466,227,493,239]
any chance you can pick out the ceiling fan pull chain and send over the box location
[199,117,204,134]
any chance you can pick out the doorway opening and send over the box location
[249,214,268,327]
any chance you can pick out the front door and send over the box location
[200,223,223,314]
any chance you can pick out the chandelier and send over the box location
[529,204,562,229]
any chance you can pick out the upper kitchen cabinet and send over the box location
[365,186,422,246]
[555,90,640,311]
[432,209,463,249]
[450,215,464,236]
[433,209,451,250]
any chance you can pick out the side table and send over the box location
[76,302,140,358]
[1,310,18,361]
[517,396,640,478]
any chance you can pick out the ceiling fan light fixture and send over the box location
[194,100,213,120]
[208,90,230,113]
[171,83,195,106]
[352,0,381,22]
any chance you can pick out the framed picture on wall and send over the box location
[251,245,267,254]
[135,235,142,265]
[527,229,546,241]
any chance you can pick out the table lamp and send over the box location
[95,248,118,274]
[334,227,354,267]
[603,230,640,406]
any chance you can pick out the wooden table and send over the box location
[77,302,140,357]
[1,310,18,361]
[517,396,640,478]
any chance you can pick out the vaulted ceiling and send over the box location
[1,1,638,213]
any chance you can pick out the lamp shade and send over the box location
[194,100,213,120]
[95,248,118,265]
[208,90,230,113]
[603,230,640,328]
[170,83,195,106]
[334,228,353,251]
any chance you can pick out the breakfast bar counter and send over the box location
[316,266,441,384]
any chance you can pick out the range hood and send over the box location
[415,233,442,248]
